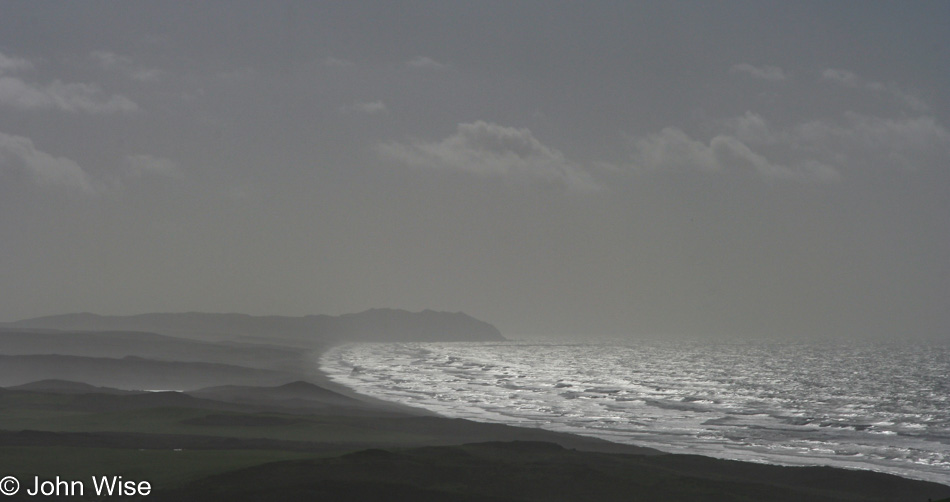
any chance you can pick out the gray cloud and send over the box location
[724,111,773,145]
[377,121,599,190]
[324,56,355,67]
[631,107,949,181]
[131,68,163,82]
[0,131,95,192]
[407,56,446,69]
[821,68,861,88]
[0,51,33,74]
[0,77,138,113]
[90,50,132,70]
[731,63,787,81]
[0,51,138,113]
[821,68,929,112]
[91,50,163,83]
[125,154,181,179]
[346,100,388,114]
[628,127,720,173]
[629,126,840,182]
[792,113,950,170]
[724,111,950,171]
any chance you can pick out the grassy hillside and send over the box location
[0,354,297,390]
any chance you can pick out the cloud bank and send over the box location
[377,121,598,190]
[0,50,139,114]
[731,63,787,82]
[91,50,162,82]
[346,100,388,114]
[0,52,33,74]
[629,126,840,182]
[407,56,446,69]
[125,154,181,178]
[629,105,949,181]
[0,131,95,192]
[0,78,139,113]
[821,68,929,112]
[324,56,355,67]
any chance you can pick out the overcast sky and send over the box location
[1,2,948,340]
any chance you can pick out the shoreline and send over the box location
[303,346,441,417]
[1,339,947,500]
[313,342,950,489]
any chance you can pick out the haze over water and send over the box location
[323,340,950,484]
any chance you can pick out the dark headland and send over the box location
[1,310,947,501]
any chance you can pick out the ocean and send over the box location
[320,340,950,484]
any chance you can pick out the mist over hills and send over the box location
[5,308,504,346]
[0,327,301,371]
[0,354,295,390]
[0,308,506,390]
[0,308,503,391]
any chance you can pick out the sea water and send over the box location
[320,341,950,484]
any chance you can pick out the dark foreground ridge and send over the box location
[158,441,950,502]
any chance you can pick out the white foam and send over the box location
[320,341,950,485]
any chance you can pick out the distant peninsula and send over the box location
[5,308,505,346]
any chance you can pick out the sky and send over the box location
[1,2,948,340]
